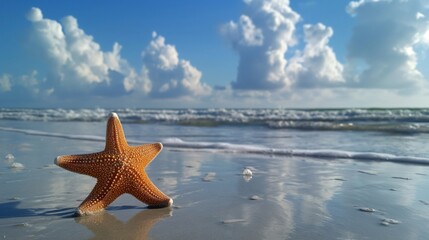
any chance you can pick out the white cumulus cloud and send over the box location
[26,7,138,96]
[142,32,211,98]
[288,23,344,88]
[0,74,12,92]
[222,0,429,96]
[0,70,55,104]
[416,12,425,20]
[346,0,429,91]
[222,0,344,91]
[23,7,211,101]
[26,7,43,22]
[27,7,69,67]
[221,0,300,90]
[222,15,264,47]
[6,3,428,107]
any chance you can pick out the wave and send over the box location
[266,121,429,134]
[2,126,429,166]
[2,108,429,134]
[2,108,429,123]
[162,138,429,165]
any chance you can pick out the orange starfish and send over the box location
[55,112,172,216]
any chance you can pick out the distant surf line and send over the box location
[2,108,429,134]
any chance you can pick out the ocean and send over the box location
[1,108,429,164]
[2,108,429,239]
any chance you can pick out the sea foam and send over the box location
[2,108,429,133]
[162,138,429,165]
[2,126,429,166]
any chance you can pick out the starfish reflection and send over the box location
[76,208,172,240]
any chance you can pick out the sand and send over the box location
[1,124,429,239]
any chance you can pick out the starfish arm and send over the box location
[104,112,129,154]
[55,152,110,178]
[129,143,163,167]
[77,172,125,216]
[127,170,172,208]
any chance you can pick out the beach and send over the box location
[1,109,429,239]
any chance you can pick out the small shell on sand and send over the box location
[382,218,400,224]
[8,197,22,201]
[392,176,411,180]
[221,219,247,224]
[9,162,24,169]
[249,195,262,200]
[380,221,390,226]
[358,170,377,175]
[242,168,253,176]
[381,218,400,226]
[202,172,216,182]
[333,178,346,181]
[4,154,15,161]
[13,222,32,228]
[359,207,375,212]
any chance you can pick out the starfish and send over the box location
[55,112,172,216]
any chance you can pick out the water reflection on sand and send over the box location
[1,121,429,239]
[76,208,172,240]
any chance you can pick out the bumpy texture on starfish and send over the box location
[55,112,172,216]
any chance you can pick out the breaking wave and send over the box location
[1,108,429,134]
[1,126,429,166]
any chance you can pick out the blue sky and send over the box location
[1,0,429,108]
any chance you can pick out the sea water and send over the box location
[1,108,429,164]
[2,108,429,239]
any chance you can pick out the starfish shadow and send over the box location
[75,208,172,240]
[0,201,76,219]
[0,200,170,220]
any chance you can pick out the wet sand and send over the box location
[1,126,429,239]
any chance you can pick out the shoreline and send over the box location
[1,121,429,239]
[2,124,429,166]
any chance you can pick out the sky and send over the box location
[1,0,429,108]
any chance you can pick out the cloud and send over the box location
[222,0,429,96]
[4,3,429,108]
[346,0,366,15]
[346,0,429,91]
[221,0,300,90]
[27,7,68,67]
[222,0,344,91]
[22,8,211,101]
[18,70,39,90]
[0,70,56,106]
[142,32,211,98]
[288,23,344,88]
[0,74,12,92]
[26,7,138,96]
[221,15,264,47]
[26,7,43,22]
[424,30,429,44]
[1,70,40,94]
